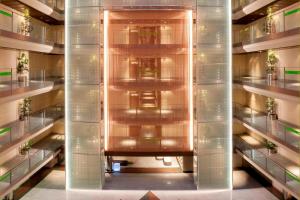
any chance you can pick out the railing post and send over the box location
[10,68,13,95]
[43,69,46,82]
[266,115,268,134]
[42,110,45,126]
[9,126,12,144]
[283,67,286,88]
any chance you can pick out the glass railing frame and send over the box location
[233,3,300,44]
[235,135,300,192]
[233,103,300,152]
[0,10,64,45]
[0,105,64,151]
[0,148,55,192]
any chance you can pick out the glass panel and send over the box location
[11,160,30,183]
[195,0,231,190]
[66,0,104,189]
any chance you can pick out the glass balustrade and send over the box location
[234,103,300,152]
[232,0,256,11]
[0,105,64,150]
[30,69,64,84]
[0,68,15,92]
[103,0,195,8]
[234,67,300,92]
[0,146,58,192]
[233,3,300,44]
[235,135,300,196]
[0,8,64,45]
[0,68,57,98]
[37,0,65,12]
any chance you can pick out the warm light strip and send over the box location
[104,10,109,150]
[65,0,70,190]
[228,0,233,190]
[188,10,193,151]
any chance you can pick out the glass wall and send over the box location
[65,0,105,189]
[194,0,232,189]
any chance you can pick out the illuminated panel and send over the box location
[65,0,105,189]
[194,0,232,189]
[105,10,192,154]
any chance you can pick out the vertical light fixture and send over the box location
[104,10,109,150]
[65,0,70,190]
[227,0,233,189]
[188,10,193,151]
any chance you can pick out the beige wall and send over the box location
[31,90,64,112]
[29,52,64,77]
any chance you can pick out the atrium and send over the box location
[0,0,299,200]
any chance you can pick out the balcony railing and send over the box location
[234,103,300,152]
[0,134,64,196]
[0,68,62,102]
[0,105,64,151]
[232,0,256,11]
[103,0,196,9]
[37,0,65,12]
[234,67,300,94]
[235,135,300,198]
[0,7,64,45]
[30,69,64,85]
[233,2,300,44]
[110,106,188,124]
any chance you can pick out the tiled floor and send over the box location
[19,168,279,200]
[104,173,196,190]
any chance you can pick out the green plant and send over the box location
[19,140,32,155]
[264,8,273,34]
[265,141,277,150]
[266,50,278,74]
[19,9,33,36]
[19,98,31,120]
[265,97,276,115]
[17,52,29,74]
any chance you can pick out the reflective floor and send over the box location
[19,168,279,200]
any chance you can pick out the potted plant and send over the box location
[266,50,278,82]
[18,9,33,36]
[266,97,277,120]
[264,15,272,35]
[265,141,277,155]
[19,98,31,121]
[17,52,29,82]
[19,141,32,155]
